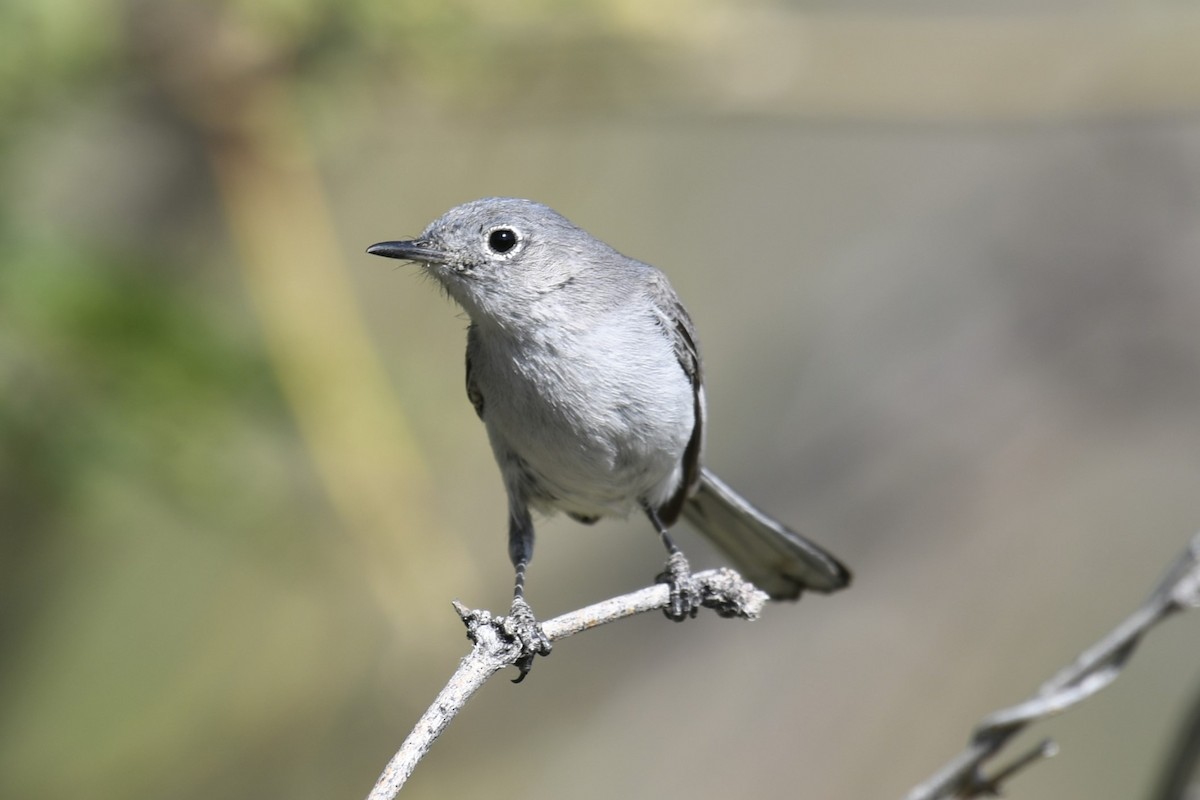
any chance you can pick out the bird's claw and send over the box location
[502,596,552,683]
[656,550,700,621]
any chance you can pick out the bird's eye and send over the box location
[487,228,519,254]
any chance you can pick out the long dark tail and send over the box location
[681,467,851,600]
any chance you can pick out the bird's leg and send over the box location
[644,505,699,621]
[504,506,551,682]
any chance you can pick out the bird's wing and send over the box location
[465,323,485,419]
[646,272,705,526]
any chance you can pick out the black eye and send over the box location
[487,228,518,254]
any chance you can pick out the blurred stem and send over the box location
[205,87,479,625]
[128,0,480,638]
[208,84,475,604]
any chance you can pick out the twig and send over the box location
[365,568,767,799]
[907,531,1200,800]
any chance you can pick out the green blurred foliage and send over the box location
[0,220,354,798]
[0,0,120,130]
[0,230,280,555]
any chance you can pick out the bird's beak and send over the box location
[366,240,449,264]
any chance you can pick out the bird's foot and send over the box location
[501,596,552,683]
[656,550,700,621]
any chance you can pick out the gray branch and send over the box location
[364,532,1200,800]
[907,531,1200,800]
[365,568,768,800]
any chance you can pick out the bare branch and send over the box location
[366,568,767,800]
[907,531,1200,800]
[366,532,1200,800]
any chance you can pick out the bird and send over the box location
[368,197,850,677]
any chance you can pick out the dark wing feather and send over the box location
[465,323,485,419]
[647,273,704,526]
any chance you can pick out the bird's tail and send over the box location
[681,467,851,600]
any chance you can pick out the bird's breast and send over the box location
[472,318,694,516]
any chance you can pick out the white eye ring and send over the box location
[484,226,523,258]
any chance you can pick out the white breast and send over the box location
[473,308,695,519]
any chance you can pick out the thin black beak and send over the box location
[366,240,448,264]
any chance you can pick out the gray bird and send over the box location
[368,198,850,677]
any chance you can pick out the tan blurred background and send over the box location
[4,1,1200,798]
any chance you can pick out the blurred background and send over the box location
[3,1,1200,798]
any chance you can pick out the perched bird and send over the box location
[369,198,850,677]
